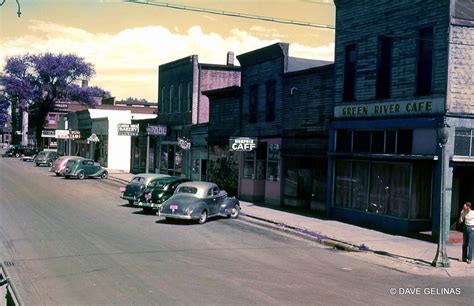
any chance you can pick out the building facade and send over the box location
[156,53,240,178]
[329,0,474,237]
[236,42,331,205]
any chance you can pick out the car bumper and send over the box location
[159,212,193,220]
[120,195,137,201]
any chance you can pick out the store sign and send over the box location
[146,125,167,136]
[177,137,191,150]
[229,137,257,151]
[118,123,139,136]
[41,130,55,138]
[69,130,81,140]
[88,133,100,143]
[55,130,69,139]
[334,98,444,118]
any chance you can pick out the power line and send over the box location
[0,0,21,17]
[125,0,337,31]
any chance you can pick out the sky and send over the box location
[0,0,335,102]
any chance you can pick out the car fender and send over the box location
[221,197,239,210]
[187,201,209,218]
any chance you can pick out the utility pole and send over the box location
[145,124,150,173]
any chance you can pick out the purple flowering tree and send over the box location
[1,53,109,145]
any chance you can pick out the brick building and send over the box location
[156,53,240,178]
[329,0,474,237]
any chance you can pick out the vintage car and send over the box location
[50,156,77,176]
[120,173,170,205]
[2,145,27,157]
[136,177,191,213]
[20,148,41,162]
[64,157,108,180]
[34,151,60,167]
[159,181,240,224]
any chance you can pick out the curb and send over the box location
[107,175,130,185]
[240,212,363,253]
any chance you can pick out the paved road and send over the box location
[0,157,473,305]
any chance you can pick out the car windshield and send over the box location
[131,177,145,184]
[36,152,47,157]
[67,160,77,166]
[176,186,198,194]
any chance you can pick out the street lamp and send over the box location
[432,120,450,267]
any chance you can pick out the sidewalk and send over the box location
[108,172,473,276]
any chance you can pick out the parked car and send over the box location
[34,151,60,167]
[159,181,240,224]
[20,148,41,162]
[50,155,77,176]
[120,173,171,205]
[136,177,191,213]
[64,157,108,180]
[2,145,27,157]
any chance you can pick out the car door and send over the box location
[83,160,95,175]
[208,186,224,216]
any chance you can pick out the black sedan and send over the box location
[136,177,190,213]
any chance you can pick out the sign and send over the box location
[177,137,191,150]
[334,98,444,118]
[146,125,167,136]
[88,133,100,143]
[69,130,81,140]
[55,130,70,139]
[229,137,257,151]
[41,130,56,138]
[118,123,139,136]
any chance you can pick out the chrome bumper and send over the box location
[159,212,193,220]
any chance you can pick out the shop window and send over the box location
[175,148,183,173]
[265,81,276,122]
[243,151,255,179]
[169,85,174,113]
[353,131,371,153]
[160,86,166,114]
[178,83,182,113]
[454,129,471,156]
[397,129,413,154]
[343,43,357,101]
[376,35,392,99]
[336,130,352,152]
[371,131,385,153]
[160,145,168,172]
[385,130,396,154]
[249,85,258,123]
[334,160,424,219]
[267,143,280,181]
[187,81,192,111]
[416,26,433,96]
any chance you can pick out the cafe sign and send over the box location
[146,125,167,136]
[229,137,257,151]
[118,123,139,136]
[334,98,444,119]
[41,130,55,138]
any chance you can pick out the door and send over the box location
[208,186,224,215]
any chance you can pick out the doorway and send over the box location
[452,165,474,230]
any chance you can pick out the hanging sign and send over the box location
[118,123,139,136]
[88,133,100,143]
[146,125,167,136]
[177,137,191,150]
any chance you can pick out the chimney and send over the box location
[226,51,234,66]
[81,80,88,88]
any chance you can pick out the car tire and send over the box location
[230,204,240,219]
[35,163,39,167]
[198,210,208,224]
[78,171,85,180]
[48,162,53,167]
[15,153,20,158]
[101,172,108,179]
[65,175,70,179]
[128,200,134,206]
[55,173,60,176]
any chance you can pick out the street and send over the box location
[0,156,473,305]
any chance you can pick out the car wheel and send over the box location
[55,173,60,176]
[65,175,70,179]
[128,200,134,206]
[15,153,20,158]
[48,162,53,167]
[78,171,85,180]
[230,205,240,219]
[198,210,208,224]
[101,172,108,179]
[35,163,39,167]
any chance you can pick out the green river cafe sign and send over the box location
[334,98,444,118]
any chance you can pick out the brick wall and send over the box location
[334,0,450,104]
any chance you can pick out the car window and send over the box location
[151,180,166,188]
[131,177,145,184]
[213,187,220,196]
[177,186,198,194]
[207,188,213,197]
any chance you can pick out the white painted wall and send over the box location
[88,109,156,172]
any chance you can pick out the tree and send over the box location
[1,53,109,145]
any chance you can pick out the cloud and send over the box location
[0,20,334,101]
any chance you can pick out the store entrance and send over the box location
[451,165,474,230]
